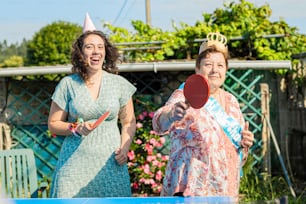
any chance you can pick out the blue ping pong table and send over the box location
[2,196,234,204]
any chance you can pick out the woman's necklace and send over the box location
[86,74,102,100]
[86,73,102,87]
[86,79,98,86]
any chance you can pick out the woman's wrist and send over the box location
[68,118,84,137]
[167,109,174,124]
[68,123,82,137]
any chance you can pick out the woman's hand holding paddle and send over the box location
[159,74,209,132]
[167,101,190,123]
[158,101,190,132]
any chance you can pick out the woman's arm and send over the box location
[152,107,174,133]
[48,101,71,136]
[153,101,189,134]
[240,121,254,166]
[115,98,136,165]
[152,89,188,134]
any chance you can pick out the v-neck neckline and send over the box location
[82,71,105,102]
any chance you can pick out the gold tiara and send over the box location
[198,32,228,56]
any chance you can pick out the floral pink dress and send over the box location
[152,89,247,199]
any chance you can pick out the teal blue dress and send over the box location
[49,71,136,198]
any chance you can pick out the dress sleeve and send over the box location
[118,76,137,107]
[51,77,70,112]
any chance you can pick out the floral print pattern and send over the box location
[152,89,246,199]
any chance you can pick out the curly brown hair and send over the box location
[71,30,120,81]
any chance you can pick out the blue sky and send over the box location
[1,0,305,44]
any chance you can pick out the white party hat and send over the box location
[83,13,96,33]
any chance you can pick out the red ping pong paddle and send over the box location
[183,74,210,109]
[91,111,110,129]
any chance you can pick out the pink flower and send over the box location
[135,139,142,145]
[149,111,155,119]
[159,137,166,144]
[149,179,155,185]
[143,164,151,174]
[149,138,157,146]
[139,178,145,183]
[145,143,153,155]
[138,114,144,120]
[157,161,165,168]
[127,150,135,161]
[155,142,163,148]
[152,160,159,166]
[146,155,156,162]
[132,182,139,189]
[150,130,157,135]
[156,185,162,193]
[151,183,158,188]
[144,179,151,184]
[143,111,148,117]
[136,122,143,129]
[155,170,163,181]
[144,178,155,185]
[162,155,169,161]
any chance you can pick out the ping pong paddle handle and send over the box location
[91,111,110,129]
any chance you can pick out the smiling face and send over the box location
[82,34,106,73]
[195,52,227,93]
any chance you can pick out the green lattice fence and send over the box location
[5,69,269,181]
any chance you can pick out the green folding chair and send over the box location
[0,148,48,198]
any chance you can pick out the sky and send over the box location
[1,0,306,45]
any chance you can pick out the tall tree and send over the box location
[26,21,82,66]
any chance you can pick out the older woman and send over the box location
[152,33,254,200]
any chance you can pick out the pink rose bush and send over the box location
[128,110,169,196]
